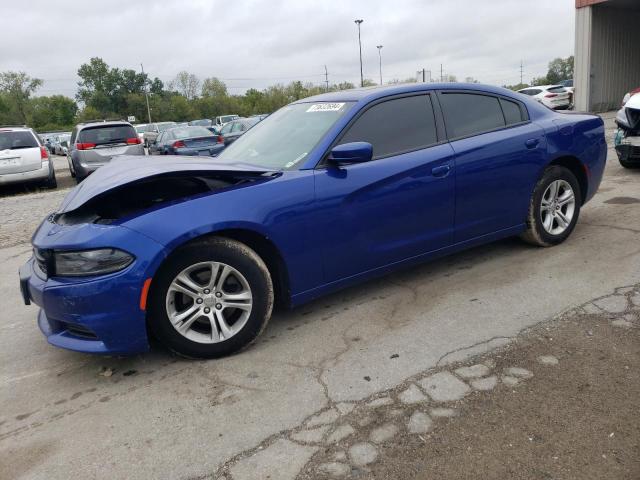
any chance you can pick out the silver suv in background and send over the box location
[0,126,57,188]
[68,121,144,183]
[142,122,176,147]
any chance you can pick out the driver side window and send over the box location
[340,95,438,160]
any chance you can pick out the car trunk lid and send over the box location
[0,146,42,174]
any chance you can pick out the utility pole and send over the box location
[440,64,444,83]
[422,68,426,82]
[376,45,383,85]
[520,60,524,85]
[140,63,152,124]
[324,65,329,92]
[355,19,364,87]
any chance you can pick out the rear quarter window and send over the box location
[500,98,527,125]
[547,86,567,94]
[78,125,136,145]
[440,93,505,139]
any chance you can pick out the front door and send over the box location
[314,93,456,283]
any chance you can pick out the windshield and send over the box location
[217,102,353,170]
[0,131,39,150]
[172,126,213,139]
[135,125,147,133]
[220,115,238,123]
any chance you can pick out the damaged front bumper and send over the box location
[20,218,168,355]
[615,133,640,165]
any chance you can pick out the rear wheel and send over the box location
[521,165,581,247]
[43,163,57,189]
[148,237,274,358]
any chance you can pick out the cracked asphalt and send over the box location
[1,114,639,480]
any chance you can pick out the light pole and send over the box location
[376,45,383,85]
[355,19,364,87]
[140,63,152,123]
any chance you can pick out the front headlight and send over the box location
[53,248,134,277]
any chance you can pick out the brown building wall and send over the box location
[576,0,608,8]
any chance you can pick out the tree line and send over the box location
[503,56,574,91]
[0,56,573,133]
[0,57,366,133]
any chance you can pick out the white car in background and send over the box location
[517,85,571,110]
[0,126,57,188]
[134,124,147,144]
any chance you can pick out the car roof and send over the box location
[78,120,133,129]
[294,82,527,105]
[0,126,32,132]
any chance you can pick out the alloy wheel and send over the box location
[540,179,576,235]
[165,261,253,344]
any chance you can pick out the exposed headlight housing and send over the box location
[51,248,134,277]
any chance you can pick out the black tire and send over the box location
[75,174,85,184]
[147,237,274,358]
[43,164,57,189]
[520,165,581,247]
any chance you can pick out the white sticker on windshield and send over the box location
[306,103,345,112]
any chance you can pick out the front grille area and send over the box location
[64,323,99,340]
[616,144,640,163]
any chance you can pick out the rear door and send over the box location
[438,91,546,242]
[0,130,42,174]
[315,93,456,282]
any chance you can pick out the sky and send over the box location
[2,0,576,98]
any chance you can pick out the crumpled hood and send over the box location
[59,155,271,213]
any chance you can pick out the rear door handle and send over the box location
[431,164,451,177]
[525,138,540,149]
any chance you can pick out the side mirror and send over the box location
[328,142,373,165]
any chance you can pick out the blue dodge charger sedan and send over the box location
[20,83,606,358]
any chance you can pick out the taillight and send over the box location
[217,135,224,144]
[77,143,96,150]
[40,146,48,159]
[173,140,186,148]
[545,93,558,98]
[126,137,141,145]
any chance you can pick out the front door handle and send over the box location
[525,138,540,149]
[431,164,451,177]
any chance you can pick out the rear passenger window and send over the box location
[500,98,526,125]
[340,95,438,159]
[440,93,505,139]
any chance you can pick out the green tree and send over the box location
[546,56,574,84]
[168,71,200,100]
[77,57,149,118]
[0,71,43,123]
[201,77,228,97]
[30,95,78,130]
[362,78,377,87]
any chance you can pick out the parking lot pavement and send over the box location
[0,155,73,248]
[1,115,639,480]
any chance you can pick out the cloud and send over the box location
[2,0,574,97]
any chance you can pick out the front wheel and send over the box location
[148,237,274,358]
[521,165,581,247]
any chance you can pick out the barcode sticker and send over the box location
[306,103,345,112]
